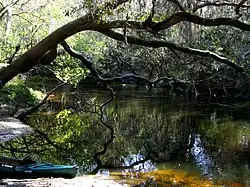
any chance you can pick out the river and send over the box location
[1,83,250,185]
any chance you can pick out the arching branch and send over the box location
[61,40,185,85]
[97,29,244,72]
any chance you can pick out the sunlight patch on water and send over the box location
[191,134,214,178]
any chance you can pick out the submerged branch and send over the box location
[15,83,65,121]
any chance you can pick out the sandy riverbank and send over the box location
[1,176,128,187]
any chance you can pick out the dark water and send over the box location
[1,84,250,184]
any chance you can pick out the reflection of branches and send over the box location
[34,129,81,157]
[0,131,82,158]
[0,143,48,154]
[91,86,115,174]
[14,82,83,158]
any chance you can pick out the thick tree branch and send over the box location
[97,29,244,72]
[150,11,250,32]
[60,41,99,77]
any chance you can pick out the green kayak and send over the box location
[0,163,78,179]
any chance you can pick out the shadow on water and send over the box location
[1,84,250,185]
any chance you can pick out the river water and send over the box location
[1,84,250,185]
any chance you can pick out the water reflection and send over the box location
[0,87,250,184]
[191,134,214,178]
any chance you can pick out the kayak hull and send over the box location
[0,164,78,179]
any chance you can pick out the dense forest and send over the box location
[1,0,250,186]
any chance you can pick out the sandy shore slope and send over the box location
[1,176,128,187]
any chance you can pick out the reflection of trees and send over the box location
[0,92,198,173]
[105,96,197,164]
[2,90,250,179]
[196,119,250,182]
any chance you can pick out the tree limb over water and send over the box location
[98,29,244,72]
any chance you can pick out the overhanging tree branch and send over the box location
[97,29,244,72]
[61,41,184,85]
[0,0,129,88]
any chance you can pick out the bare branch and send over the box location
[6,45,20,64]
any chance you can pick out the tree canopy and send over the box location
[0,0,250,89]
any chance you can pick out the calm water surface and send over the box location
[1,85,250,184]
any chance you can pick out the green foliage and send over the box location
[25,76,48,91]
[55,109,89,142]
[0,80,38,108]
[53,57,88,87]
